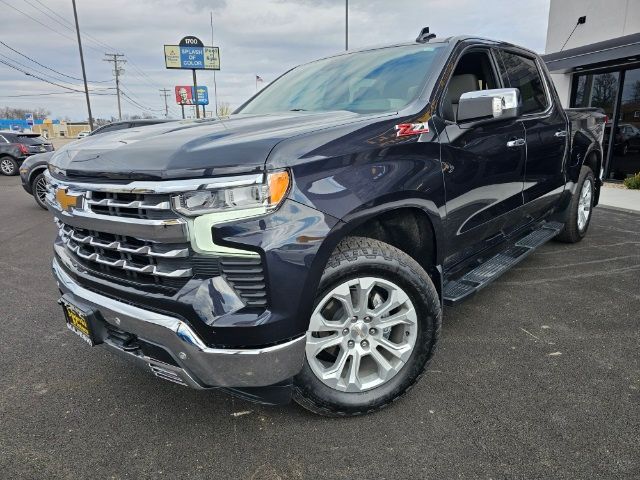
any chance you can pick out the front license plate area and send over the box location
[61,298,98,346]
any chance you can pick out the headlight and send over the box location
[171,170,290,216]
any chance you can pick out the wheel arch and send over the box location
[300,200,445,327]
[28,165,47,184]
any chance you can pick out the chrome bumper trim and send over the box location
[52,258,306,388]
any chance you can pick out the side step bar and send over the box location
[443,221,564,306]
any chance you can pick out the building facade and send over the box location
[543,0,640,180]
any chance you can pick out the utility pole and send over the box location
[210,11,219,116]
[159,88,171,118]
[192,69,200,119]
[345,0,348,51]
[71,0,94,130]
[104,53,126,120]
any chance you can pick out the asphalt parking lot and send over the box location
[0,174,638,480]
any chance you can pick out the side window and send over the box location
[499,51,548,115]
[442,50,499,122]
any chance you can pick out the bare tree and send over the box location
[591,73,618,110]
[217,101,232,117]
[0,106,50,119]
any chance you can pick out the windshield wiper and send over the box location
[289,108,307,111]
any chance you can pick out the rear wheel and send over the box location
[31,172,48,210]
[293,237,441,416]
[0,156,18,176]
[556,166,594,243]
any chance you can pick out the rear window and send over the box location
[16,135,45,145]
[498,51,549,115]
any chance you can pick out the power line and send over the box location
[0,0,78,45]
[24,0,115,53]
[0,58,114,93]
[0,41,110,83]
[0,91,115,98]
[4,0,180,118]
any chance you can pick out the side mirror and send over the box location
[456,88,521,123]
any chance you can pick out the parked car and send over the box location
[20,119,173,209]
[0,131,53,176]
[44,31,604,416]
[77,131,91,139]
[604,122,640,156]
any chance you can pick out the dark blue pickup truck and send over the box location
[44,31,604,416]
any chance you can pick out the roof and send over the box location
[542,32,640,73]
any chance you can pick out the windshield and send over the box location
[238,44,445,115]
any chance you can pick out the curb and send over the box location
[598,204,640,215]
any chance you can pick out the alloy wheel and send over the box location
[35,175,48,205]
[1,158,15,175]
[306,277,418,393]
[577,178,592,232]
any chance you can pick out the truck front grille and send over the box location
[48,176,268,306]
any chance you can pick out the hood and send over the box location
[49,111,365,181]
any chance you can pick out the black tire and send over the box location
[293,236,442,417]
[0,156,19,176]
[31,172,48,210]
[556,165,594,243]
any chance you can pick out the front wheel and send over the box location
[556,166,594,243]
[293,237,441,416]
[0,156,18,176]
[31,172,48,210]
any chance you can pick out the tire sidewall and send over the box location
[294,240,441,414]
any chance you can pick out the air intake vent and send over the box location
[220,257,267,307]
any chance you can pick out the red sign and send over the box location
[175,86,194,105]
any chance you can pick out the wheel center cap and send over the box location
[351,321,369,340]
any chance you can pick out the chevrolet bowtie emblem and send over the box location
[55,187,81,212]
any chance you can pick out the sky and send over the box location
[0,0,551,121]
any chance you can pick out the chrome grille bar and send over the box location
[60,225,188,258]
[64,240,192,278]
[86,197,171,210]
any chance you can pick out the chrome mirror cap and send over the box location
[457,88,521,123]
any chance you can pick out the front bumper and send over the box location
[52,257,306,389]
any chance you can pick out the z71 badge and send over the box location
[395,122,430,137]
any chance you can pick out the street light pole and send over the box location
[71,0,94,130]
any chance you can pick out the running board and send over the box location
[443,221,564,306]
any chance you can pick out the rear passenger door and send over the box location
[497,49,568,219]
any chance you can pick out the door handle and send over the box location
[507,138,525,148]
[554,130,567,138]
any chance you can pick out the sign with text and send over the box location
[164,36,220,70]
[25,113,34,126]
[174,85,209,105]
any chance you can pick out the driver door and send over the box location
[437,47,527,269]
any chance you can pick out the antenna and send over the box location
[416,27,436,43]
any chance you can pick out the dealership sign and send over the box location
[174,85,209,105]
[164,36,220,70]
